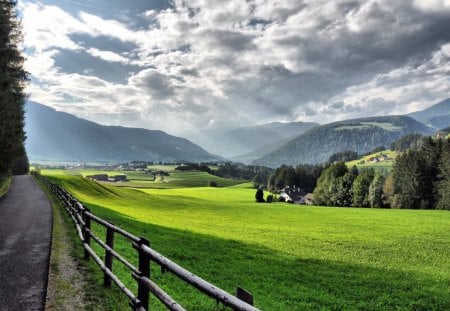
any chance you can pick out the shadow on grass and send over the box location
[81,204,449,311]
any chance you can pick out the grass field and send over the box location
[346,150,397,172]
[62,168,246,189]
[42,169,450,310]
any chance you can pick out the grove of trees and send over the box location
[267,164,323,193]
[0,0,28,178]
[313,137,450,210]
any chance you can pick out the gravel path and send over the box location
[0,175,52,311]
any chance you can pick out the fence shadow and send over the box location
[85,203,450,311]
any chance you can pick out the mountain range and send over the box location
[25,98,450,166]
[191,121,318,158]
[407,98,450,129]
[253,115,433,167]
[25,102,220,163]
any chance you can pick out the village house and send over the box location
[304,193,314,205]
[87,174,108,181]
[280,186,307,204]
[112,174,127,182]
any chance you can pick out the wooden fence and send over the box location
[38,175,259,311]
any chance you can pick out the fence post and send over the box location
[237,287,254,306]
[104,226,115,287]
[82,207,91,260]
[133,237,150,311]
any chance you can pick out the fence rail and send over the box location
[37,174,259,311]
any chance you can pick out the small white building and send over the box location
[280,186,306,204]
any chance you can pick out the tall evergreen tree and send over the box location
[437,139,450,210]
[0,0,28,176]
[392,150,428,209]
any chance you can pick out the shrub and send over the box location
[255,188,265,203]
[208,180,218,187]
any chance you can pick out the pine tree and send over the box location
[437,139,450,210]
[392,150,427,209]
[0,0,28,176]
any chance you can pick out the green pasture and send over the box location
[346,150,397,172]
[55,168,245,189]
[42,169,450,310]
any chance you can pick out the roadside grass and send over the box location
[34,176,123,310]
[0,175,12,198]
[43,170,450,310]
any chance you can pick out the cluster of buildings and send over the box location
[86,174,128,182]
[361,153,392,164]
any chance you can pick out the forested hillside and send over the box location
[254,116,433,167]
[25,102,220,163]
[313,137,450,210]
[195,121,318,158]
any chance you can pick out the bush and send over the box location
[208,180,218,187]
[266,194,273,203]
[255,189,265,203]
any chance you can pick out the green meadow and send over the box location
[68,167,244,189]
[346,150,397,172]
[42,169,450,310]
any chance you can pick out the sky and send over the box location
[19,0,450,140]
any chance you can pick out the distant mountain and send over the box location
[407,98,450,129]
[231,136,294,164]
[194,121,319,158]
[25,101,220,163]
[253,116,433,167]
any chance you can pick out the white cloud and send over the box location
[20,0,450,138]
[413,0,450,11]
[86,48,130,64]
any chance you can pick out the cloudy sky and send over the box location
[19,0,450,140]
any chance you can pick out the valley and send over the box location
[40,167,450,310]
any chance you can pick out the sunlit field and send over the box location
[42,169,450,310]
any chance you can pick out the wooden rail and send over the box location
[37,174,259,311]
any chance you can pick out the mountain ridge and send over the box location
[25,101,220,163]
[253,115,433,167]
[407,98,450,129]
[194,121,319,158]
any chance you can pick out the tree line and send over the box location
[0,0,28,179]
[313,137,450,210]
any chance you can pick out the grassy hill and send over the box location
[42,169,450,310]
[254,116,432,167]
[61,166,246,189]
[25,101,220,163]
[346,150,397,171]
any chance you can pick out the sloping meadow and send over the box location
[43,169,450,310]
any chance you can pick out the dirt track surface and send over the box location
[0,175,52,311]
